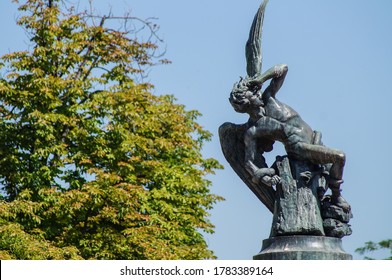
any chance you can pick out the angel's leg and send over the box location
[244,117,284,186]
[291,142,345,180]
[291,142,349,209]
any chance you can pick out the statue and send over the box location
[219,0,353,259]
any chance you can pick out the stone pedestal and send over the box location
[253,235,352,260]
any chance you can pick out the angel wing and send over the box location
[246,0,269,78]
[219,122,275,213]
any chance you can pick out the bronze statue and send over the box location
[219,0,352,239]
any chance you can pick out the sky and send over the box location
[1,0,392,260]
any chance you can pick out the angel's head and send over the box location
[229,77,263,113]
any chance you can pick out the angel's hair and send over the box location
[229,77,262,113]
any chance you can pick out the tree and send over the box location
[0,0,223,260]
[356,239,392,260]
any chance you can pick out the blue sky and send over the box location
[1,0,392,260]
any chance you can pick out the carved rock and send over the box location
[271,157,324,237]
[321,196,353,223]
[323,219,352,238]
[321,195,353,238]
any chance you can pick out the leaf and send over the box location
[0,0,223,260]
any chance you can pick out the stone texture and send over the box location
[320,195,353,238]
[321,196,353,222]
[270,157,324,236]
[323,218,352,238]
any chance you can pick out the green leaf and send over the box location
[0,0,223,260]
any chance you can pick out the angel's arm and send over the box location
[263,64,288,100]
[249,64,288,90]
[251,64,287,84]
[244,126,280,187]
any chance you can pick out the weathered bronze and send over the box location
[219,1,352,258]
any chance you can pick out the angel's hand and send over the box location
[270,175,281,185]
[274,64,288,77]
[258,174,281,187]
[254,168,275,178]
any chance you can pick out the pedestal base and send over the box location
[253,235,352,260]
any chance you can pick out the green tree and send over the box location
[356,239,392,260]
[0,0,223,260]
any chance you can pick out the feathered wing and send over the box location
[245,0,269,78]
[218,122,275,213]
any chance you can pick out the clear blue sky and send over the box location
[1,0,392,260]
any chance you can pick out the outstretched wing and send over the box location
[219,122,275,213]
[245,0,269,78]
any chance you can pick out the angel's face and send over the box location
[230,79,263,113]
[246,90,262,106]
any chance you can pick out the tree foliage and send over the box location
[0,0,223,260]
[355,239,392,260]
